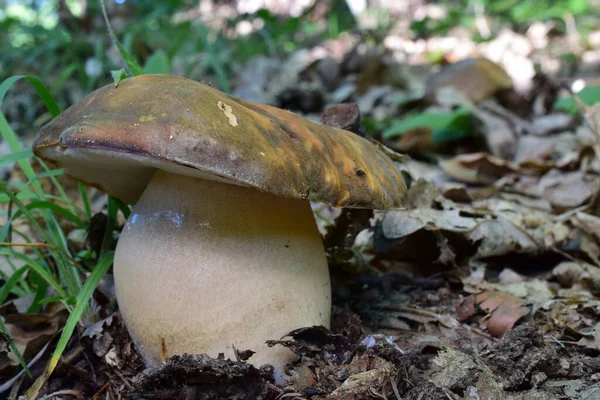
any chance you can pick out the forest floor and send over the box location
[4,4,600,399]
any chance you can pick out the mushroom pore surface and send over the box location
[114,169,331,371]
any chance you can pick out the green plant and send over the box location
[554,86,600,114]
[382,107,474,143]
[0,74,118,392]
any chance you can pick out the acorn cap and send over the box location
[33,75,407,208]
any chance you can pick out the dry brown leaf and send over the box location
[381,208,478,239]
[467,218,540,258]
[472,105,518,160]
[576,322,600,351]
[530,113,575,136]
[425,57,513,103]
[501,171,600,211]
[459,291,530,336]
[514,133,580,170]
[440,153,520,185]
[2,307,68,363]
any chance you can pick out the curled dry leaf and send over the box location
[440,153,520,185]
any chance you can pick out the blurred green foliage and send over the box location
[383,108,473,143]
[554,85,600,114]
[410,0,596,39]
[1,0,356,123]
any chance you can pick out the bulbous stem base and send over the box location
[114,170,331,375]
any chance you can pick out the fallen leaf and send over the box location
[440,153,520,185]
[425,57,513,103]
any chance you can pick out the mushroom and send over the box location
[33,75,407,376]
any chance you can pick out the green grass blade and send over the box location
[0,265,28,304]
[3,200,86,231]
[27,272,48,314]
[0,150,34,166]
[36,158,81,218]
[0,250,68,300]
[0,186,52,244]
[111,196,131,219]
[0,115,39,192]
[0,76,60,117]
[0,75,60,196]
[78,182,92,220]
[25,251,114,398]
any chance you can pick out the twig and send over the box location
[90,382,110,400]
[369,388,388,400]
[554,203,593,222]
[112,367,134,390]
[7,374,24,400]
[390,377,402,400]
[39,389,81,399]
[0,242,58,249]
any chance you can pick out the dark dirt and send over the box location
[127,354,277,400]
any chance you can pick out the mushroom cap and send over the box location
[33,75,407,208]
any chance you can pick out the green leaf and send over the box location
[110,69,127,87]
[0,76,60,118]
[117,42,143,76]
[0,265,29,305]
[554,86,600,114]
[0,250,67,300]
[143,50,170,74]
[5,200,86,230]
[382,108,473,141]
[78,182,92,220]
[0,150,33,166]
[0,75,60,195]
[111,196,131,219]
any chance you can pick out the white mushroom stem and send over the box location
[114,169,331,377]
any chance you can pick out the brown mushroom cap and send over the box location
[33,74,407,208]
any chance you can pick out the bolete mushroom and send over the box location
[33,75,407,375]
